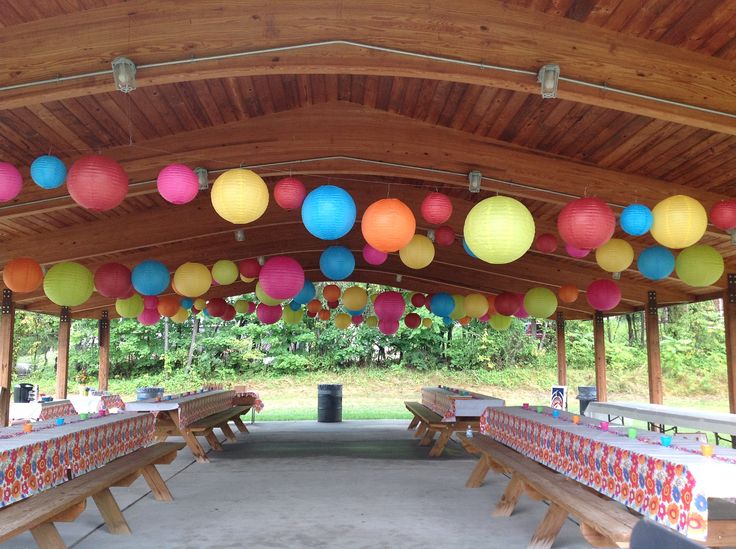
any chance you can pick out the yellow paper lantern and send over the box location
[523,287,558,319]
[399,234,435,269]
[334,312,351,329]
[650,195,707,249]
[173,262,211,298]
[255,280,282,305]
[43,262,94,307]
[234,300,250,314]
[675,244,724,287]
[283,306,303,325]
[211,260,239,285]
[422,317,433,328]
[464,196,535,264]
[489,314,512,331]
[240,275,256,283]
[116,294,144,318]
[343,286,368,311]
[595,238,634,274]
[366,315,378,328]
[210,168,269,224]
[194,298,206,311]
[450,295,465,320]
[464,293,489,319]
[171,307,190,324]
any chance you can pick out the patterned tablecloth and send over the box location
[125,390,235,429]
[480,406,736,541]
[421,386,505,422]
[233,391,264,412]
[9,400,77,422]
[0,412,154,508]
[69,395,126,414]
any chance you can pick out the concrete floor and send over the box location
[3,420,593,549]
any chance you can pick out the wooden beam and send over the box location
[593,311,607,403]
[725,275,736,417]
[556,311,567,387]
[0,290,14,427]
[646,292,663,405]
[56,307,71,399]
[98,311,110,392]
[1,1,735,134]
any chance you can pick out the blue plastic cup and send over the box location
[55,418,64,426]
[660,435,672,447]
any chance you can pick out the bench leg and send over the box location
[429,429,452,457]
[579,523,616,548]
[31,523,66,549]
[142,464,174,502]
[219,421,237,442]
[233,415,249,433]
[92,488,132,535]
[466,454,491,488]
[493,474,525,517]
[408,415,420,430]
[528,503,569,549]
[414,423,428,438]
[204,430,224,451]
[182,430,209,463]
[419,428,436,447]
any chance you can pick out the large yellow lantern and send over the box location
[173,262,211,298]
[463,196,535,264]
[334,312,351,330]
[650,195,707,249]
[595,238,634,274]
[675,244,724,287]
[523,287,558,319]
[464,294,489,318]
[210,169,269,224]
[343,286,368,311]
[399,235,435,269]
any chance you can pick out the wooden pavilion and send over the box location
[0,1,736,427]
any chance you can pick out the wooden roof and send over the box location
[1,0,735,319]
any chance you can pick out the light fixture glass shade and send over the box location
[112,57,137,93]
[537,64,560,99]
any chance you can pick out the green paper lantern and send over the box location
[211,259,239,285]
[675,244,724,287]
[255,280,283,305]
[116,294,144,318]
[523,287,558,319]
[489,314,512,331]
[450,294,465,320]
[43,262,94,307]
[282,306,303,325]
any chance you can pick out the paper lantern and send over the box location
[255,281,282,305]
[307,310,317,318]
[180,297,194,309]
[3,258,43,293]
[343,286,368,311]
[239,259,261,279]
[221,305,237,322]
[156,296,178,317]
[143,295,158,310]
[374,291,406,320]
[318,309,331,321]
[637,246,675,281]
[410,293,426,308]
[404,313,421,329]
[514,303,529,319]
[173,263,211,298]
[194,298,206,310]
[489,314,512,331]
[351,315,364,326]
[301,185,356,240]
[259,256,305,299]
[274,177,306,210]
[595,238,634,274]
[320,246,355,280]
[30,155,66,190]
[558,197,615,250]
[434,226,455,247]
[138,308,160,326]
[256,303,282,324]
[422,318,433,328]
[293,280,316,305]
[486,295,497,316]
[462,238,477,258]
[586,279,621,311]
[0,162,22,202]
[132,260,170,296]
[458,316,471,326]
[443,317,453,327]
[307,299,322,314]
[675,245,724,287]
[283,306,302,325]
[365,316,378,328]
[322,284,341,302]
[479,313,489,323]
[207,298,228,317]
[171,307,190,324]
[157,164,198,205]
[67,155,128,211]
[464,294,489,319]
[565,244,591,258]
[378,319,400,335]
[211,169,269,224]
[558,285,579,303]
[450,295,465,320]
[43,262,94,307]
[93,263,131,298]
[209,260,237,286]
[464,196,535,264]
[620,204,653,236]
[710,200,736,234]
[534,233,557,254]
[524,288,557,319]
[360,244,386,267]
[399,235,435,269]
[234,300,250,314]
[116,294,144,318]
[650,195,707,249]
[494,292,521,316]
[362,198,416,253]
[421,192,453,225]
[429,293,454,318]
[334,313,351,330]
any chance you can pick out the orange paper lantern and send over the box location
[558,284,579,303]
[318,309,331,321]
[3,258,43,293]
[157,295,180,317]
[361,198,416,252]
[323,284,341,302]
[307,299,322,314]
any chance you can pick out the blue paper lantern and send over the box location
[620,204,653,236]
[30,155,67,190]
[131,259,170,296]
[301,185,356,240]
[180,297,194,309]
[462,238,477,258]
[293,280,316,305]
[344,307,365,316]
[289,300,302,311]
[637,246,675,281]
[430,292,455,317]
[442,316,453,326]
[320,246,355,280]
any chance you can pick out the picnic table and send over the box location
[421,386,505,421]
[9,399,77,423]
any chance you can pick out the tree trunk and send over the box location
[186,318,200,373]
[163,317,169,355]
[626,314,634,345]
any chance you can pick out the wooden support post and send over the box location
[0,290,14,427]
[56,307,71,399]
[593,311,608,403]
[646,292,663,405]
[724,274,736,447]
[556,311,567,386]
[98,311,110,391]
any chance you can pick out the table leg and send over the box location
[30,523,66,549]
[465,453,491,488]
[204,430,224,451]
[429,429,452,457]
[251,407,255,425]
[408,415,420,430]
[181,429,209,463]
[414,423,428,438]
[419,428,435,446]
[219,421,237,442]
[233,415,249,433]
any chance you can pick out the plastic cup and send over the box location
[660,435,672,447]
[55,418,64,426]
[522,403,529,409]
[572,415,580,424]
[552,409,560,418]
[536,406,543,413]
[79,413,89,420]
[23,423,32,432]
[599,421,609,431]
[627,428,637,439]
[701,444,714,457]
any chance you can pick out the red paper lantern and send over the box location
[3,258,43,293]
[138,308,160,326]
[256,303,282,324]
[247,301,256,314]
[323,284,341,301]
[378,319,400,335]
[710,200,736,232]
[327,300,339,309]
[558,197,615,250]
[374,291,406,320]
[274,177,307,210]
[143,295,159,309]
[207,298,227,317]
[410,293,426,308]
[404,312,421,329]
[238,258,261,279]
[351,315,364,326]
[586,279,621,311]
[434,225,455,247]
[67,155,128,211]
[307,310,317,318]
[94,263,132,298]
[534,233,557,253]
[221,305,237,321]
[259,256,304,300]
[420,192,453,225]
[494,292,521,316]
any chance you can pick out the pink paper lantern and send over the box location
[207,298,227,317]
[67,155,128,211]
[479,313,490,322]
[374,291,406,320]
[94,263,132,298]
[362,243,388,266]
[514,303,529,319]
[274,177,307,210]
[494,292,521,316]
[138,308,160,326]
[534,233,557,253]
[259,256,305,300]
[256,303,282,324]
[586,279,622,311]
[558,197,615,250]
[351,315,364,326]
[434,225,455,247]
[565,243,591,258]
[404,312,421,329]
[410,293,426,308]
[156,164,199,205]
[247,301,257,314]
[0,162,23,202]
[420,192,453,225]
[143,295,159,310]
[378,319,400,335]
[239,259,261,279]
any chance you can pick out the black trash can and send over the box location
[318,384,342,423]
[577,385,597,416]
[14,383,34,403]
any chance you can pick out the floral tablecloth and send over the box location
[126,390,235,429]
[421,386,504,422]
[0,412,154,508]
[10,400,77,422]
[233,391,264,412]
[480,406,736,541]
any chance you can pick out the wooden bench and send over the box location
[458,433,638,549]
[155,405,251,463]
[404,401,478,457]
[0,441,184,549]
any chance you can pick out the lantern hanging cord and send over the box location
[1,40,735,121]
